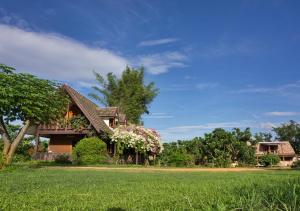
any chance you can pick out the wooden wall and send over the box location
[48,135,79,154]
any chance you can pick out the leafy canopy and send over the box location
[0,64,68,126]
[273,120,300,154]
[89,66,159,124]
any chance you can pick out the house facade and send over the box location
[32,84,126,157]
[255,141,297,166]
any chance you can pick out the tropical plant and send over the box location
[72,137,107,164]
[0,64,68,166]
[259,154,281,167]
[89,66,159,124]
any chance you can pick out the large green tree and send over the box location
[273,120,300,154]
[0,64,68,166]
[89,66,159,124]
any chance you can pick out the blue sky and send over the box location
[1,0,300,141]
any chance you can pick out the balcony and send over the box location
[38,122,92,135]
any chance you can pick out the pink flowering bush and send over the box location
[111,125,163,155]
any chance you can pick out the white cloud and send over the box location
[232,81,300,96]
[137,51,187,74]
[264,111,300,117]
[139,38,178,47]
[76,81,98,89]
[0,8,30,29]
[196,82,218,90]
[0,24,129,81]
[199,39,261,59]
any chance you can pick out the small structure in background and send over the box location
[255,141,297,167]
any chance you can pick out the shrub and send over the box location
[292,160,300,168]
[72,137,107,165]
[259,154,281,167]
[54,154,71,164]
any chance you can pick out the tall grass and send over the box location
[0,168,299,210]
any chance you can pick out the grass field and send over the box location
[0,167,300,210]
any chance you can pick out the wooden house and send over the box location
[32,84,126,158]
[255,141,297,166]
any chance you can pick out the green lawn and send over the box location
[0,167,299,210]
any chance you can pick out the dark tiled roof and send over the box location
[256,141,296,156]
[62,84,112,134]
[97,107,118,117]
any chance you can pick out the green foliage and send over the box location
[259,154,281,167]
[89,66,159,124]
[0,169,299,210]
[69,115,89,131]
[159,128,255,167]
[254,132,273,143]
[0,64,68,166]
[13,137,34,162]
[292,160,300,168]
[58,114,90,131]
[273,120,300,154]
[1,133,34,163]
[72,137,107,164]
[0,65,68,124]
[54,154,71,164]
[0,64,15,74]
[159,143,194,167]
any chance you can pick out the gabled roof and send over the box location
[62,84,112,134]
[97,107,118,117]
[256,141,296,156]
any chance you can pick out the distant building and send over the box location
[255,142,297,166]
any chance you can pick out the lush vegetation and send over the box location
[89,66,159,124]
[259,154,281,167]
[72,137,107,164]
[0,64,68,166]
[159,128,256,167]
[0,168,299,210]
[273,120,300,154]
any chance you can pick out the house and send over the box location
[32,84,126,158]
[255,141,297,166]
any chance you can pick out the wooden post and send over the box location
[136,152,138,165]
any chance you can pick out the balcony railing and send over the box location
[39,122,92,134]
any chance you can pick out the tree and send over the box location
[0,64,68,166]
[254,132,273,143]
[273,120,300,154]
[89,66,159,124]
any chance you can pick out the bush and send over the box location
[292,160,300,168]
[72,137,107,165]
[259,154,281,167]
[54,154,71,164]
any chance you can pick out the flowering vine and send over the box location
[111,125,163,155]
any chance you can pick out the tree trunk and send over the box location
[135,152,138,165]
[33,126,40,159]
[4,120,31,165]
[0,118,11,166]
